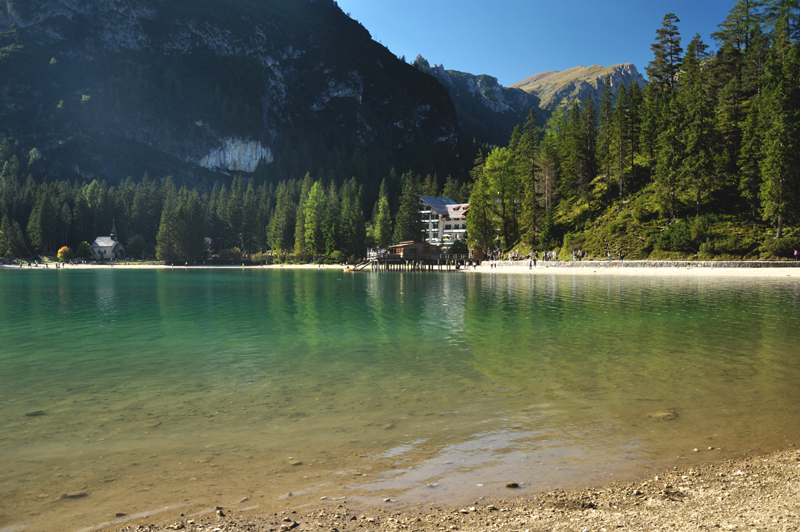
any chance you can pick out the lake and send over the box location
[1,268,799,532]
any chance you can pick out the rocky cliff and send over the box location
[512,64,646,112]
[414,56,544,146]
[0,0,465,186]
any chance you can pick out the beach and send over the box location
[4,259,800,278]
[109,446,800,532]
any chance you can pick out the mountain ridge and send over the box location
[512,63,646,111]
[413,55,544,147]
[0,0,466,190]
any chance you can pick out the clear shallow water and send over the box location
[1,269,800,531]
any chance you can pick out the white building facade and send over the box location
[418,195,469,244]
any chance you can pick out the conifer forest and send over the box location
[1,1,799,262]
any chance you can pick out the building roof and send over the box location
[92,237,118,248]
[419,195,460,216]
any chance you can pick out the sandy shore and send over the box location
[465,260,800,278]
[4,260,800,278]
[112,446,800,532]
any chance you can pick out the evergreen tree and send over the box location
[516,109,542,247]
[612,84,630,198]
[739,96,764,221]
[268,181,296,253]
[759,16,800,238]
[647,13,684,93]
[654,95,683,220]
[0,214,27,257]
[340,177,366,260]
[679,34,717,214]
[597,76,615,200]
[465,154,495,252]
[373,178,393,249]
[303,180,327,258]
[392,173,423,244]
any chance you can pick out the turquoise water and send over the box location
[1,268,800,532]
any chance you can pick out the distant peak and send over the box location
[413,55,430,69]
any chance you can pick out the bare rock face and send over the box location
[0,0,464,186]
[414,55,543,146]
[199,138,273,173]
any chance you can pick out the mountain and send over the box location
[0,0,466,189]
[413,56,544,147]
[512,64,646,112]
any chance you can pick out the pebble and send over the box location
[25,411,46,417]
[62,492,88,499]
[383,498,392,502]
[647,411,677,421]
[287,459,303,466]
[506,482,519,489]
[114,513,126,517]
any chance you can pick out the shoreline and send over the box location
[4,260,800,278]
[111,445,800,532]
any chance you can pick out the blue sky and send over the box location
[335,0,736,86]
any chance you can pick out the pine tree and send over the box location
[647,13,684,93]
[304,181,326,258]
[268,181,296,253]
[654,95,682,220]
[612,84,630,198]
[373,178,393,249]
[516,109,542,247]
[679,34,716,214]
[597,76,615,200]
[465,154,495,252]
[739,96,764,221]
[392,173,423,244]
[340,177,366,260]
[759,16,800,238]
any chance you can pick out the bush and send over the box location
[57,246,73,262]
[656,220,694,252]
[75,241,91,259]
[698,236,758,259]
[762,236,800,259]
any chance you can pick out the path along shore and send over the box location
[4,259,800,278]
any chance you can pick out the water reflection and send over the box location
[1,270,800,532]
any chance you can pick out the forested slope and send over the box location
[467,1,800,261]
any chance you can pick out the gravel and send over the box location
[112,446,800,532]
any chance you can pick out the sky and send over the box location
[335,0,737,86]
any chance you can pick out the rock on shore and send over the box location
[115,447,800,532]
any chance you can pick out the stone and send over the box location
[25,410,46,417]
[506,482,519,489]
[115,512,127,517]
[62,492,88,499]
[647,411,677,421]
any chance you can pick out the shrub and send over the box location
[75,241,91,259]
[762,236,800,259]
[57,246,73,262]
[656,220,694,252]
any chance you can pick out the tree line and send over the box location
[467,0,800,257]
[0,134,469,262]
